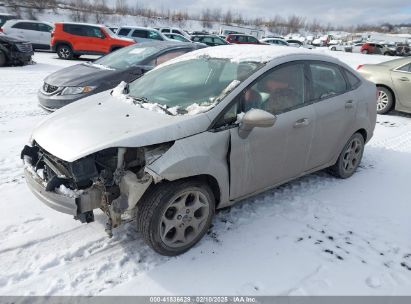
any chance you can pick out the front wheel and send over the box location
[137,179,215,256]
[56,44,73,60]
[328,133,365,179]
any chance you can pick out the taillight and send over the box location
[0,28,3,32]
[357,64,364,70]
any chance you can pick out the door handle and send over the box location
[345,100,354,109]
[293,118,310,128]
[399,77,409,82]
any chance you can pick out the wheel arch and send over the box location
[53,40,74,51]
[355,128,368,142]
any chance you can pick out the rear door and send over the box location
[228,62,316,200]
[36,23,53,47]
[307,61,357,170]
[391,63,411,108]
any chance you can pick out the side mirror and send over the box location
[239,109,276,134]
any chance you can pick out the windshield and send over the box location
[93,45,159,70]
[128,57,263,112]
[103,26,119,38]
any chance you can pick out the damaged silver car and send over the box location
[22,45,377,256]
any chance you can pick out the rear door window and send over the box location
[309,62,348,100]
[148,30,162,40]
[38,23,53,32]
[155,50,189,65]
[12,22,37,30]
[247,36,259,43]
[118,28,131,36]
[132,29,148,38]
[397,63,411,72]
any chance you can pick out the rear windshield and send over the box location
[93,45,159,69]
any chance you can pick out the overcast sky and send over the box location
[131,0,411,26]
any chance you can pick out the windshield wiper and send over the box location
[130,96,173,115]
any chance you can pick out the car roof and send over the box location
[162,44,335,65]
[118,26,158,31]
[131,40,198,50]
[6,19,53,25]
[55,22,105,27]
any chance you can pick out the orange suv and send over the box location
[51,22,135,59]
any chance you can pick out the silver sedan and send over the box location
[22,45,377,255]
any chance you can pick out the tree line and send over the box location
[1,0,405,34]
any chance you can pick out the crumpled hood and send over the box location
[44,63,122,87]
[32,91,212,162]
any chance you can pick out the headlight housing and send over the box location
[61,86,96,95]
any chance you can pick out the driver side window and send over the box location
[239,62,306,114]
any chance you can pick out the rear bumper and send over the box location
[24,168,102,216]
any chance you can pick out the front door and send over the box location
[228,62,316,200]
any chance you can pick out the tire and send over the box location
[328,133,365,179]
[361,50,368,54]
[0,51,6,67]
[137,179,215,256]
[331,47,336,51]
[383,52,391,56]
[56,44,73,60]
[376,86,394,114]
[73,54,81,59]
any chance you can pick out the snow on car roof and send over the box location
[161,44,330,66]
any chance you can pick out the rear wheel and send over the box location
[331,47,336,51]
[56,44,73,60]
[328,133,365,179]
[376,86,394,114]
[361,50,368,54]
[0,50,6,67]
[137,179,215,256]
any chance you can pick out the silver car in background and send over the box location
[357,57,411,114]
[22,45,377,256]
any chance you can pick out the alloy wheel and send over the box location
[377,90,389,112]
[159,190,210,248]
[342,137,363,174]
[58,47,70,59]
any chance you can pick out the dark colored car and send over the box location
[0,32,33,67]
[191,35,229,46]
[226,34,266,45]
[38,41,205,111]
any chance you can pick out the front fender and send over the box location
[147,130,230,207]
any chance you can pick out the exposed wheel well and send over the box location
[355,128,368,142]
[376,84,396,107]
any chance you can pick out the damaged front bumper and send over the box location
[24,167,103,218]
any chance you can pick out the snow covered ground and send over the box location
[0,49,410,296]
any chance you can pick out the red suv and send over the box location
[360,43,394,56]
[51,22,135,59]
[226,34,265,45]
